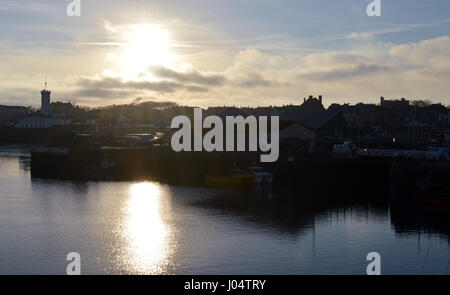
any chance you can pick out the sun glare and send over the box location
[121,24,171,76]
[122,182,172,274]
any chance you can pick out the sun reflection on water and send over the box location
[122,182,173,274]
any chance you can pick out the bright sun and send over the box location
[121,24,170,75]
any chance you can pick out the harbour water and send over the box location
[0,146,449,274]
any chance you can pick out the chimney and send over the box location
[319,95,323,104]
[308,95,313,100]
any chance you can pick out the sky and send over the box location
[0,0,450,108]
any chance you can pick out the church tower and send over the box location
[41,82,51,114]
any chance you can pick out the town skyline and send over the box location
[2,83,449,110]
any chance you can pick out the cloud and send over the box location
[299,63,394,81]
[4,35,450,107]
[150,65,226,86]
[69,55,286,102]
[70,88,137,99]
[346,32,374,40]
[75,76,209,94]
[389,36,450,65]
[0,1,54,12]
[68,36,450,106]
[237,73,279,88]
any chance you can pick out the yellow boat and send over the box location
[205,169,253,188]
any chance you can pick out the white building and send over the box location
[15,86,72,128]
[15,114,71,128]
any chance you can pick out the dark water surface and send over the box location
[0,146,449,274]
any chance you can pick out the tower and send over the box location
[41,82,51,114]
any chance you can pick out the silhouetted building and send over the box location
[281,95,347,137]
[301,95,325,112]
[380,96,409,110]
[51,101,75,115]
[279,122,315,152]
[41,87,51,115]
[0,105,29,126]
